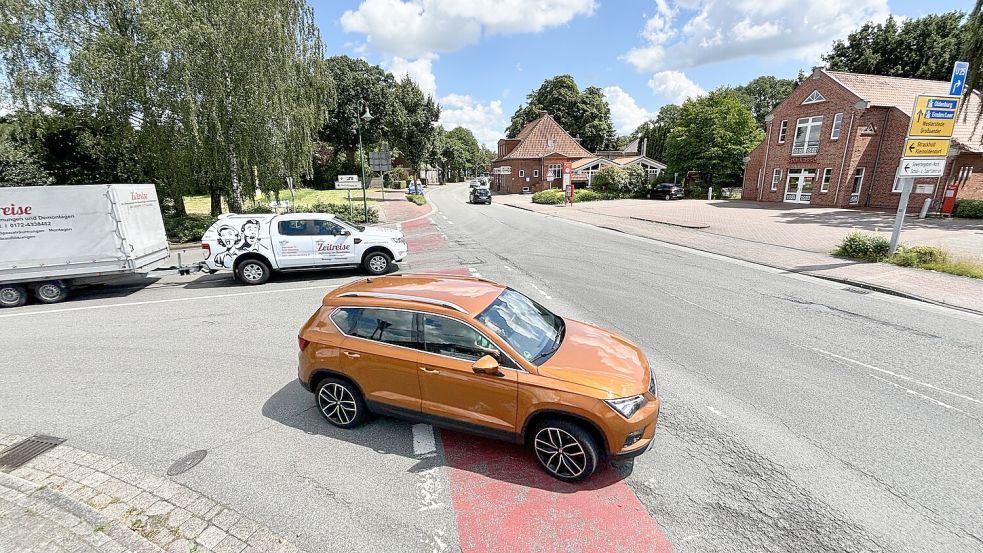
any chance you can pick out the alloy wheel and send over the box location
[241,263,264,282]
[318,382,358,425]
[367,255,388,273]
[534,427,587,479]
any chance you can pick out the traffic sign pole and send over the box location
[889,171,912,255]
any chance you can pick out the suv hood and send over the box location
[360,226,403,240]
[537,319,650,397]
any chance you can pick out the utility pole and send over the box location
[357,103,373,223]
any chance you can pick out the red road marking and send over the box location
[441,431,672,553]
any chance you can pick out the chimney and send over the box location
[538,110,548,117]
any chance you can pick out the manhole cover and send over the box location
[0,434,65,472]
[166,450,207,476]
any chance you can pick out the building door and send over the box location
[784,169,815,204]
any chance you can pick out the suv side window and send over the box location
[314,220,346,235]
[331,308,421,350]
[278,220,311,236]
[423,314,515,368]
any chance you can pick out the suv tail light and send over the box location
[298,336,311,351]
[201,243,211,257]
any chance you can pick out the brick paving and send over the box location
[496,195,983,314]
[369,188,434,224]
[0,433,303,553]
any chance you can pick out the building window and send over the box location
[958,166,974,183]
[850,168,864,204]
[771,168,781,191]
[820,168,832,192]
[792,116,823,155]
[830,113,843,140]
[778,120,788,144]
[548,164,562,180]
[518,169,525,177]
[533,169,539,178]
[802,90,826,104]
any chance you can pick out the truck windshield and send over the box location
[476,288,564,365]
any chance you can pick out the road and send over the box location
[2,182,981,552]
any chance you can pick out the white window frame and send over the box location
[518,169,525,177]
[778,120,788,144]
[820,168,832,192]
[850,168,865,204]
[802,90,826,104]
[830,113,843,140]
[771,168,781,191]
[792,116,823,155]
[533,169,539,178]
[548,164,562,180]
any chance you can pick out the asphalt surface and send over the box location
[2,182,981,552]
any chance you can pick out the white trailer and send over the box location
[0,184,169,307]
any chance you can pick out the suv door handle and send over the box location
[343,351,361,359]
[420,367,439,374]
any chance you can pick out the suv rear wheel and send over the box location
[316,378,367,428]
[531,418,600,482]
[235,258,271,285]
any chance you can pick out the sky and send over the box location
[309,0,968,147]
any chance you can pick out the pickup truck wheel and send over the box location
[33,282,69,304]
[363,251,392,275]
[236,259,271,285]
[0,284,28,308]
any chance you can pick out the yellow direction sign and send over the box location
[907,95,958,138]
[903,138,951,157]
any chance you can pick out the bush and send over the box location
[833,231,891,262]
[953,199,983,218]
[623,164,649,197]
[406,194,427,206]
[889,245,947,267]
[296,201,379,224]
[574,189,602,202]
[532,189,564,204]
[590,166,629,193]
[164,214,216,243]
[243,203,274,214]
[384,168,409,188]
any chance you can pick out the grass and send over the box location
[911,259,983,279]
[183,189,375,215]
[834,233,983,280]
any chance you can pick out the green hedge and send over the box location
[953,199,983,218]
[531,189,564,204]
[574,189,602,202]
[297,201,379,224]
[406,194,427,206]
[833,231,891,262]
[889,245,947,267]
[164,214,216,243]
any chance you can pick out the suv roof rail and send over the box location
[388,272,497,284]
[336,291,468,313]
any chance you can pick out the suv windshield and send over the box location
[476,288,564,365]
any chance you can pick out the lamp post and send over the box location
[357,104,373,223]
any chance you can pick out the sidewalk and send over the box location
[368,188,434,225]
[0,432,302,553]
[496,195,983,315]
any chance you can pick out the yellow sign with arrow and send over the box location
[903,138,951,157]
[907,95,958,138]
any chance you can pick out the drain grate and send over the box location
[843,286,871,295]
[0,434,65,472]
[166,450,207,476]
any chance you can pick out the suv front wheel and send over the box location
[531,418,600,482]
[363,251,392,275]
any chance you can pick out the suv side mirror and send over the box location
[339,230,351,236]
[472,355,502,376]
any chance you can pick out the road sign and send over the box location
[368,149,391,172]
[338,175,359,183]
[949,61,969,97]
[335,181,362,190]
[903,138,951,158]
[898,157,946,177]
[494,166,511,175]
[546,174,555,182]
[908,95,959,138]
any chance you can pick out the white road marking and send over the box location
[0,284,340,319]
[468,268,483,279]
[503,265,512,271]
[412,423,437,456]
[803,346,982,407]
[869,374,965,413]
[706,406,729,419]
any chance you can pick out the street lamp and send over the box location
[357,104,373,223]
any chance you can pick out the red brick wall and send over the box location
[491,155,573,194]
[945,152,983,202]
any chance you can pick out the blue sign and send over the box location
[926,98,958,110]
[925,109,955,120]
[949,61,969,97]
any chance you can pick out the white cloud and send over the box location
[602,86,654,134]
[439,94,507,149]
[387,54,438,98]
[647,71,705,104]
[625,0,888,72]
[341,0,596,58]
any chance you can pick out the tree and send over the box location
[322,56,395,167]
[629,104,681,162]
[733,76,798,128]
[389,77,440,185]
[963,1,982,120]
[440,127,481,182]
[823,13,967,80]
[506,75,615,151]
[0,117,51,186]
[664,89,763,192]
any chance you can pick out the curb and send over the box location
[386,197,438,228]
[628,216,710,229]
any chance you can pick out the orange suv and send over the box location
[297,274,660,481]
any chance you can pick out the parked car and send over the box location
[1,184,169,307]
[648,183,684,200]
[469,186,492,204]
[200,213,407,283]
[297,274,661,482]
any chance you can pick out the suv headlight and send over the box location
[648,371,658,397]
[605,395,648,419]
[392,236,405,244]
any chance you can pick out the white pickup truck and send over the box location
[200,213,407,284]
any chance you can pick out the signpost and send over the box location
[888,61,965,255]
[562,162,572,205]
[336,175,362,218]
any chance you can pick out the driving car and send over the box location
[469,186,491,204]
[469,180,482,188]
[297,274,660,482]
[648,183,684,200]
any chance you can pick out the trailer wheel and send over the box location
[0,284,29,308]
[34,282,69,304]
[235,258,271,285]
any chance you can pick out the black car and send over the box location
[648,183,684,200]
[469,187,492,204]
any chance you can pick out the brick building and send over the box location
[742,69,983,212]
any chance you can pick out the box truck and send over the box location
[0,184,169,307]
